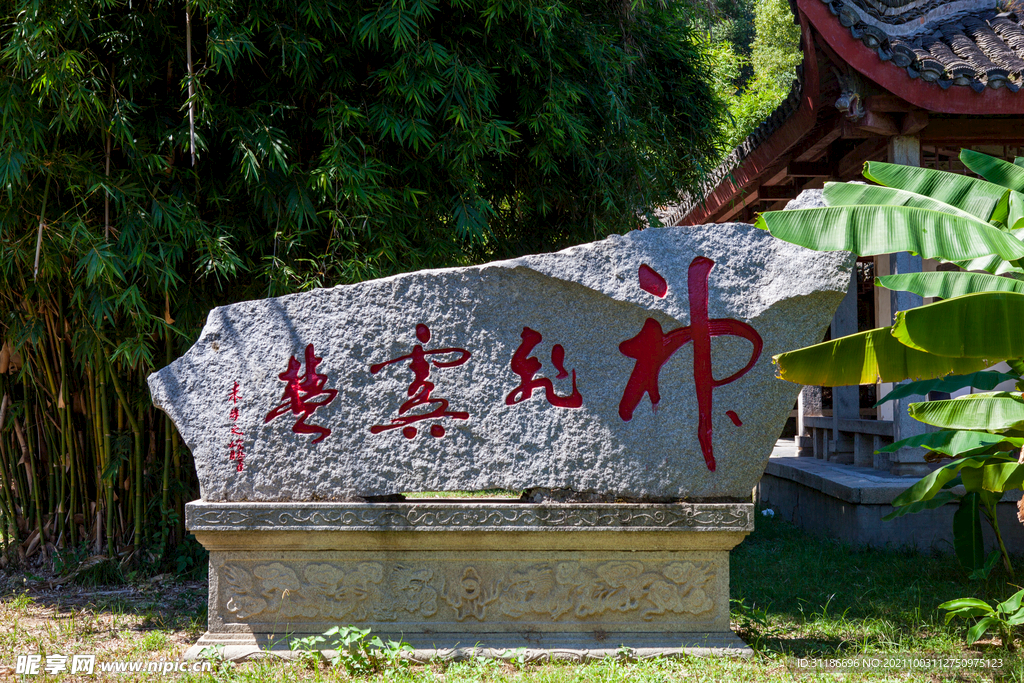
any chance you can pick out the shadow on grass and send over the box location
[732,510,1023,657]
[0,573,208,634]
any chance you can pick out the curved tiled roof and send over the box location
[820,0,1024,91]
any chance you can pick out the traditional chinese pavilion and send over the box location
[666,0,1024,549]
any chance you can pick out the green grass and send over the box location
[3,512,1023,681]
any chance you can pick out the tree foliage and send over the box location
[711,0,801,149]
[0,0,727,567]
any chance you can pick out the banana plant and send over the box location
[758,149,1024,578]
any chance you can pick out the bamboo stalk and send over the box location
[16,401,46,561]
[185,0,197,167]
[162,326,173,556]
[105,358,143,553]
[33,171,52,281]
[98,356,115,557]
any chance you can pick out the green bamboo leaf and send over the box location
[909,393,1024,432]
[772,327,990,386]
[953,492,985,571]
[876,271,1024,298]
[875,429,1022,456]
[755,205,1024,262]
[822,182,977,219]
[961,149,1024,193]
[892,292,1024,359]
[863,161,1007,221]
[874,371,1019,406]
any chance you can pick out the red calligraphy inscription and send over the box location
[619,258,762,471]
[506,327,582,408]
[227,381,245,471]
[369,324,470,439]
[264,344,338,444]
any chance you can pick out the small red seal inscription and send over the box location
[369,324,471,439]
[265,344,338,444]
[618,258,763,472]
[227,381,245,472]
[506,327,582,408]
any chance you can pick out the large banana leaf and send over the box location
[908,392,1024,432]
[874,370,1019,405]
[891,454,1002,505]
[951,229,1024,275]
[953,492,985,571]
[961,149,1024,193]
[876,429,1022,457]
[882,490,961,520]
[822,182,978,219]
[756,206,1024,262]
[863,161,1007,221]
[1015,157,1024,169]
[876,271,1024,298]
[1010,191,1024,229]
[891,291,1024,359]
[773,327,990,386]
[975,462,1024,493]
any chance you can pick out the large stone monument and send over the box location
[150,223,852,661]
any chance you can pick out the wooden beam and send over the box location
[837,138,888,180]
[920,118,1024,143]
[718,186,762,222]
[842,110,899,138]
[795,123,842,162]
[786,161,832,177]
[901,110,929,136]
[758,185,799,201]
[864,94,919,113]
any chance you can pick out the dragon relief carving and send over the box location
[500,561,714,621]
[223,562,394,621]
[221,560,714,623]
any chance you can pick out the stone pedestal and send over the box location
[184,501,753,661]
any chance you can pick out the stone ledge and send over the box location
[764,457,914,505]
[765,457,1022,505]
[803,416,894,437]
[183,631,752,662]
[186,501,755,533]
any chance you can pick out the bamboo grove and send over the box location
[0,0,726,571]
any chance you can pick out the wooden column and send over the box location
[886,135,931,477]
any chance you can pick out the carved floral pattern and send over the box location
[190,503,752,532]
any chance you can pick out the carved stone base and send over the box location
[185,501,754,661]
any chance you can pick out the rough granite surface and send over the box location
[149,220,852,502]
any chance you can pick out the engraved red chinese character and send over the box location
[506,327,582,408]
[227,381,245,471]
[370,324,470,439]
[264,344,338,444]
[619,258,763,472]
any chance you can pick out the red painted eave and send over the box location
[799,0,1024,115]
